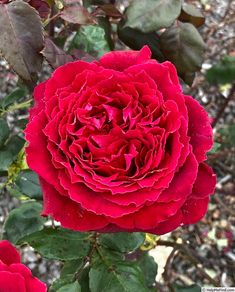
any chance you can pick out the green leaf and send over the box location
[79,267,90,292]
[0,119,10,147]
[21,228,91,260]
[138,253,157,288]
[14,170,42,200]
[69,25,111,57]
[51,262,90,292]
[99,233,145,253]
[172,283,201,292]
[178,4,205,27]
[57,282,81,292]
[117,25,165,62]
[124,0,182,33]
[50,259,84,291]
[3,202,45,244]
[160,22,205,74]
[0,135,25,171]
[61,260,83,278]
[0,88,26,110]
[89,260,149,292]
[206,55,235,85]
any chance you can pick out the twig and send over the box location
[74,232,99,280]
[221,0,233,22]
[214,192,235,217]
[162,248,178,292]
[212,83,235,128]
[157,240,220,287]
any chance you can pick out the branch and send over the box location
[157,240,220,287]
[212,83,235,128]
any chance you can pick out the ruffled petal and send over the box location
[40,178,109,231]
[98,46,151,71]
[185,95,213,162]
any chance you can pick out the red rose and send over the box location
[0,240,46,292]
[25,46,216,234]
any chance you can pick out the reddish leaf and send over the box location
[160,22,205,74]
[27,0,51,19]
[60,0,95,24]
[0,1,44,82]
[41,38,74,68]
[70,49,96,62]
[178,4,205,27]
[98,4,122,18]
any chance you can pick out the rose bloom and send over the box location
[0,240,46,292]
[25,46,216,234]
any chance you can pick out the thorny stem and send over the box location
[74,232,99,281]
[157,240,220,287]
[0,99,32,117]
[212,83,235,128]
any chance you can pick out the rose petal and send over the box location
[182,197,210,225]
[0,240,20,265]
[0,271,26,292]
[98,45,151,71]
[147,210,183,235]
[10,264,46,292]
[191,163,216,199]
[40,178,109,231]
[185,95,213,162]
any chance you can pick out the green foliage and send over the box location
[124,0,182,33]
[172,283,201,292]
[57,282,81,292]
[0,135,25,171]
[99,232,145,253]
[0,119,10,148]
[12,170,43,200]
[0,88,26,110]
[206,55,235,85]
[50,260,83,291]
[21,228,91,260]
[89,258,149,292]
[3,202,46,244]
[137,253,158,288]
[69,25,110,57]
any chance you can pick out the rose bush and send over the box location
[0,240,46,291]
[25,46,216,235]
